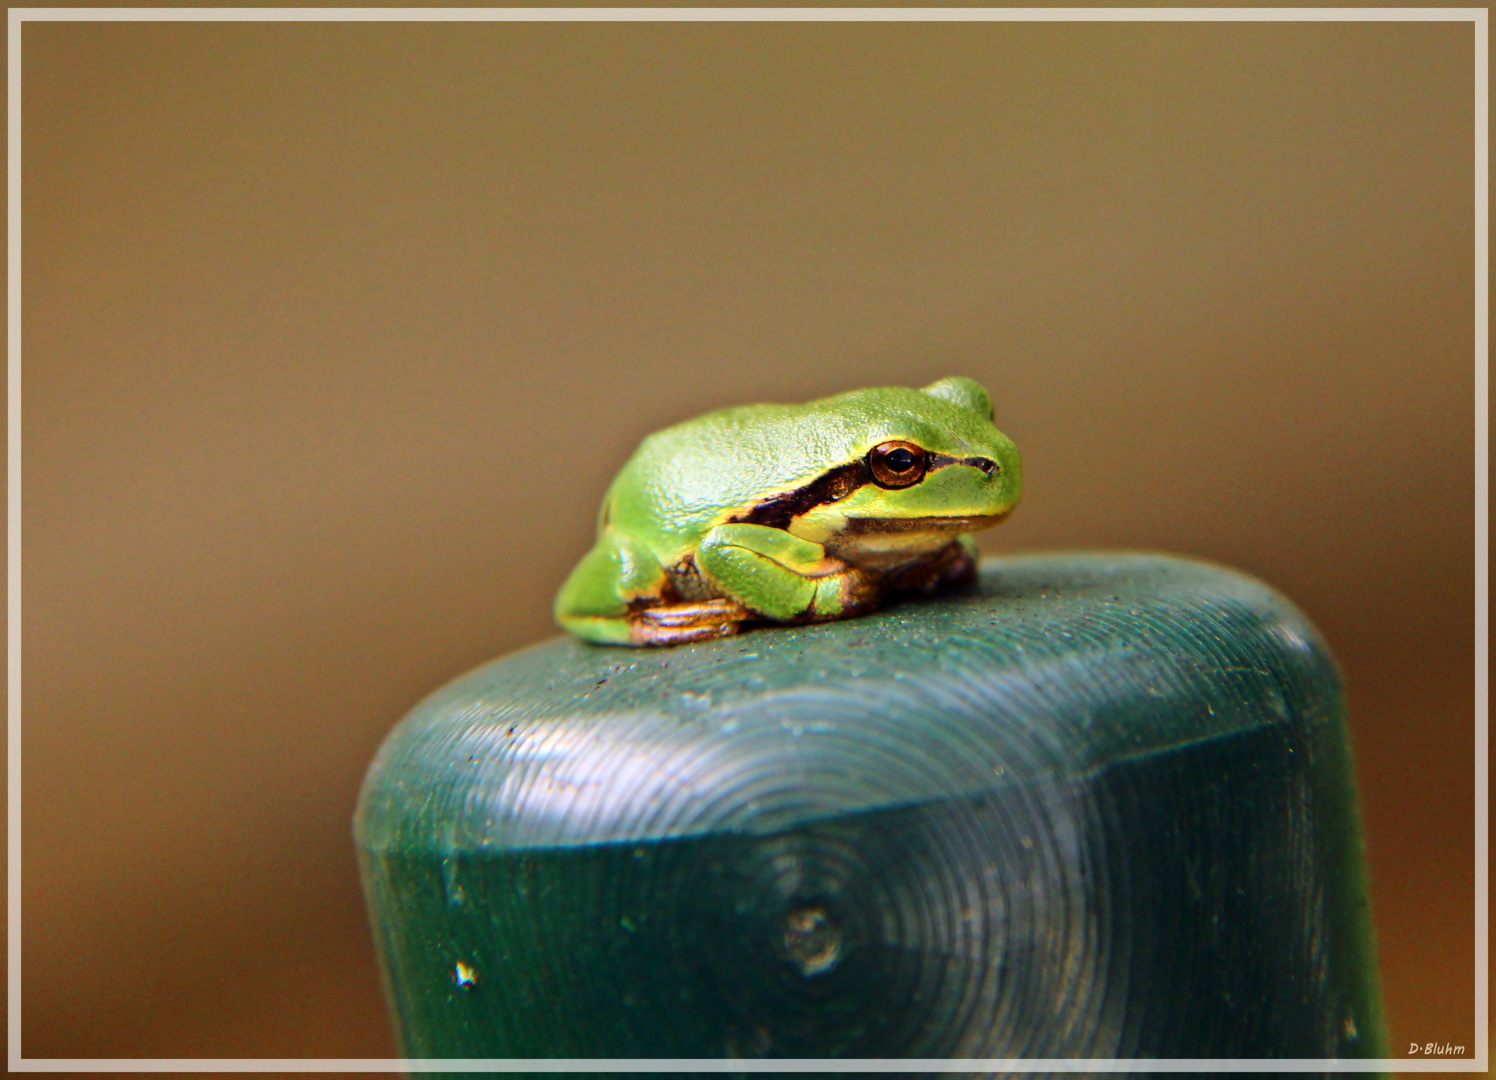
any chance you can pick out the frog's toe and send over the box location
[630,598,747,646]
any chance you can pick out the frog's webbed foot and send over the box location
[630,598,749,646]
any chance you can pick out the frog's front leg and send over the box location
[695,523,880,623]
[887,534,980,595]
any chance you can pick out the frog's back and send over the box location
[605,402,839,548]
[600,383,1009,558]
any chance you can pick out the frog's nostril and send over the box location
[976,458,998,476]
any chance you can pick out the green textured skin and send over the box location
[358,553,1386,1067]
[554,377,1022,643]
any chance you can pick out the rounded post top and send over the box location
[357,552,1341,855]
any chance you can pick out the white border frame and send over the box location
[6,6,1488,1073]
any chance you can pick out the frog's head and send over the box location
[830,375,1022,523]
[749,376,1022,563]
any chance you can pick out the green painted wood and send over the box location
[355,552,1385,1064]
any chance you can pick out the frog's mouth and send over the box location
[839,512,1011,535]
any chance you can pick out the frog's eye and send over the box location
[869,441,929,488]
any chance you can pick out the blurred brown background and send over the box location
[18,15,1477,1065]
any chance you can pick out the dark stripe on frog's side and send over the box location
[730,453,1000,531]
[730,460,871,530]
[724,457,867,529]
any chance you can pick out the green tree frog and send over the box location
[555,377,1022,646]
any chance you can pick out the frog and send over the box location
[554,376,1022,646]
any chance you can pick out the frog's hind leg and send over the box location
[554,531,665,646]
[557,610,638,646]
[556,531,749,646]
